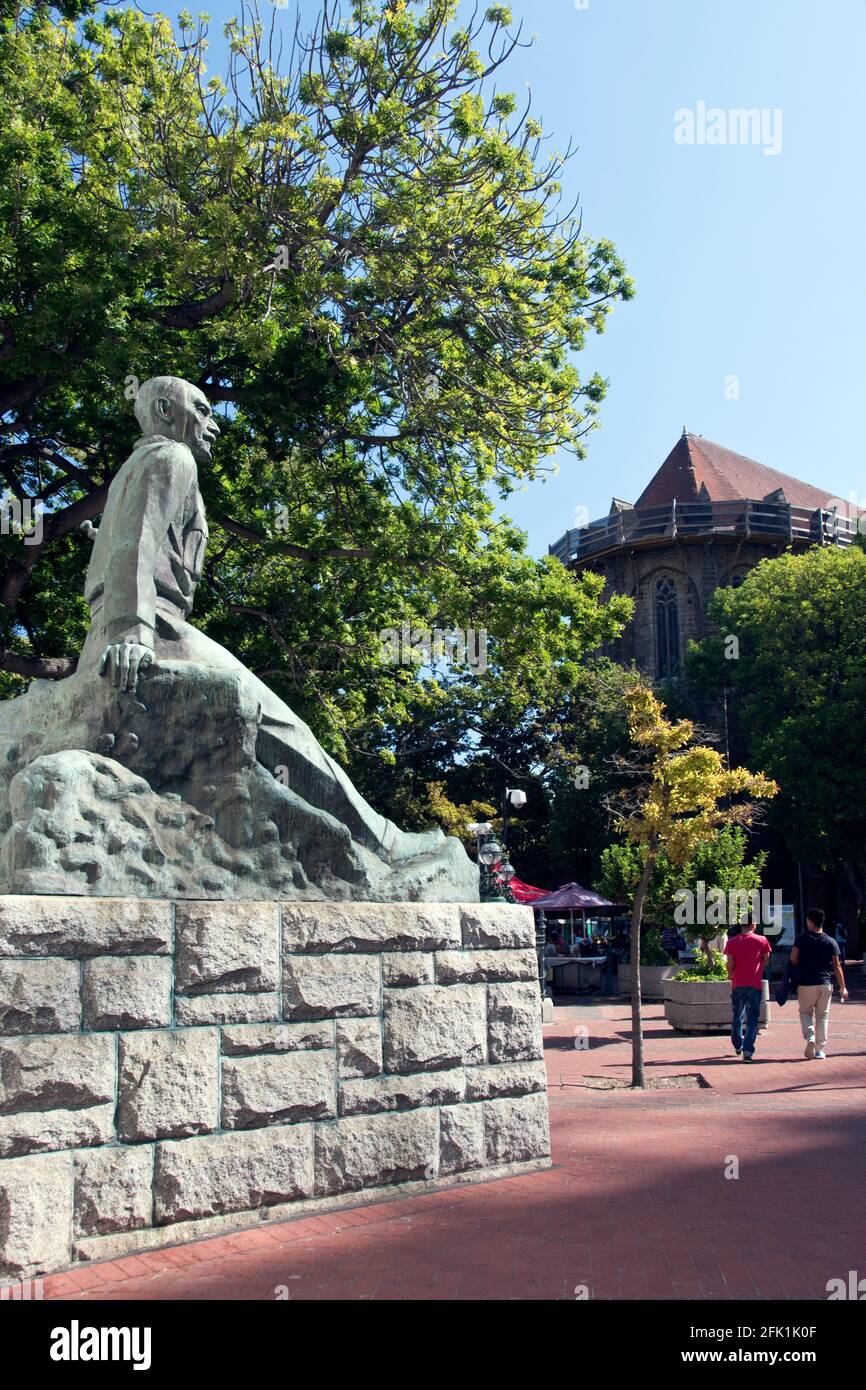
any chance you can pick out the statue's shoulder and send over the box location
[129,435,196,473]
[115,437,198,498]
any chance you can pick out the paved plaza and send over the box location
[44,973,866,1302]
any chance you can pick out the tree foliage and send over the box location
[0,0,634,790]
[598,825,767,936]
[611,683,777,1086]
[689,545,866,904]
[346,654,637,882]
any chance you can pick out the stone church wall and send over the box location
[586,540,784,676]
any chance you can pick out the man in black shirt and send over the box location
[790,908,848,1059]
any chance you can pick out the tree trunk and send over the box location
[630,853,655,1088]
[842,855,866,909]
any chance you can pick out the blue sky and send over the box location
[199,0,866,557]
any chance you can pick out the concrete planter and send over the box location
[618,962,679,1001]
[663,978,771,1034]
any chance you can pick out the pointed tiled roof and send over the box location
[634,434,847,512]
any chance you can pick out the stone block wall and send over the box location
[0,898,550,1279]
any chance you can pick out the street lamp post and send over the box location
[535,909,549,1004]
[466,821,514,904]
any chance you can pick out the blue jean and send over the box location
[731,986,762,1055]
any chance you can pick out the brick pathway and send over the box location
[43,972,866,1301]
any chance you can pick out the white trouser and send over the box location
[798,984,833,1049]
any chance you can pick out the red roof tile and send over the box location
[634,434,849,512]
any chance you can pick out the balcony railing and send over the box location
[549,498,860,566]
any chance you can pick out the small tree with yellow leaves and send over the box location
[614,685,777,1088]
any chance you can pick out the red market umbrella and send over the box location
[508,877,550,904]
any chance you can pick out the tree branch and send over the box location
[0,649,77,680]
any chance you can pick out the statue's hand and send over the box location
[99,642,153,694]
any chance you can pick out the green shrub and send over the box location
[673,949,727,983]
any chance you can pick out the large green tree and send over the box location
[347,655,637,885]
[689,545,866,908]
[0,0,634,787]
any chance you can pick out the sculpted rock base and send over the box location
[0,665,477,902]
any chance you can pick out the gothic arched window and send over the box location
[655,576,680,678]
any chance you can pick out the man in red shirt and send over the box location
[724,921,772,1061]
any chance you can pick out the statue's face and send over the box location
[154,382,220,463]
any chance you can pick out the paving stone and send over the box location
[336,1019,382,1078]
[0,896,171,957]
[175,901,279,996]
[82,956,172,1030]
[118,1029,219,1142]
[38,996,866,1304]
[0,959,80,1035]
[383,985,486,1074]
[221,1051,335,1129]
[73,1146,154,1237]
[282,954,380,1020]
[154,1126,314,1223]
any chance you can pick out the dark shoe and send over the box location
[741,1052,754,1062]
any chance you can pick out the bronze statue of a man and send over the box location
[0,376,477,901]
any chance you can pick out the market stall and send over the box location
[529,882,626,994]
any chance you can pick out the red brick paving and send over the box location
[43,973,866,1301]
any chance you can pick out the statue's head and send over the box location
[134,376,220,464]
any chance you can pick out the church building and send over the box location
[550,431,859,679]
